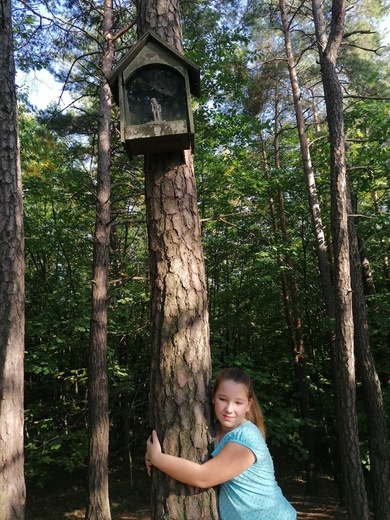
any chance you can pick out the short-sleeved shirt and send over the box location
[211,420,296,520]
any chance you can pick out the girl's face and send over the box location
[212,379,252,434]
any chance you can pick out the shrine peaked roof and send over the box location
[106,31,201,104]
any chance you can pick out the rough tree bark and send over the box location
[348,195,390,520]
[86,1,114,518]
[135,0,218,518]
[0,0,26,517]
[311,0,369,517]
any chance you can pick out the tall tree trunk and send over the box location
[348,194,390,520]
[272,74,318,493]
[86,1,114,518]
[0,1,26,518]
[311,0,369,517]
[279,0,348,493]
[279,0,334,319]
[136,1,218,518]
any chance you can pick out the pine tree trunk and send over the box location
[136,1,218,518]
[86,1,114,518]
[271,69,318,493]
[145,153,218,519]
[279,0,350,492]
[279,0,334,319]
[311,0,369,517]
[348,195,390,520]
[0,0,26,517]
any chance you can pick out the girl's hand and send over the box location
[145,430,161,476]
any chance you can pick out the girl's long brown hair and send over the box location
[213,367,266,438]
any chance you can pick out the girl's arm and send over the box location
[146,429,255,488]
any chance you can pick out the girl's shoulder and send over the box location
[212,421,269,462]
[228,421,268,457]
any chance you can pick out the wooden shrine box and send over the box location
[107,32,201,156]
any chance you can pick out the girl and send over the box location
[146,367,296,519]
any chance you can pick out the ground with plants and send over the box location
[26,458,357,519]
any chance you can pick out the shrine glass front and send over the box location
[126,66,187,126]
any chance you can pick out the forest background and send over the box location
[4,0,390,517]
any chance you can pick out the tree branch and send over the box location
[112,18,137,42]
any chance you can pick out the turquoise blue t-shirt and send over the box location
[211,421,296,520]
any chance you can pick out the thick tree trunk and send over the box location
[311,0,369,517]
[146,152,218,519]
[86,2,114,519]
[0,1,26,518]
[136,1,218,518]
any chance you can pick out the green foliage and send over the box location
[14,0,390,490]
[25,424,88,486]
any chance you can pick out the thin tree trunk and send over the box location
[261,72,318,492]
[279,0,349,493]
[0,1,26,517]
[279,0,334,319]
[309,87,321,134]
[86,1,114,518]
[274,75,318,493]
[311,0,369,517]
[136,1,218,518]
